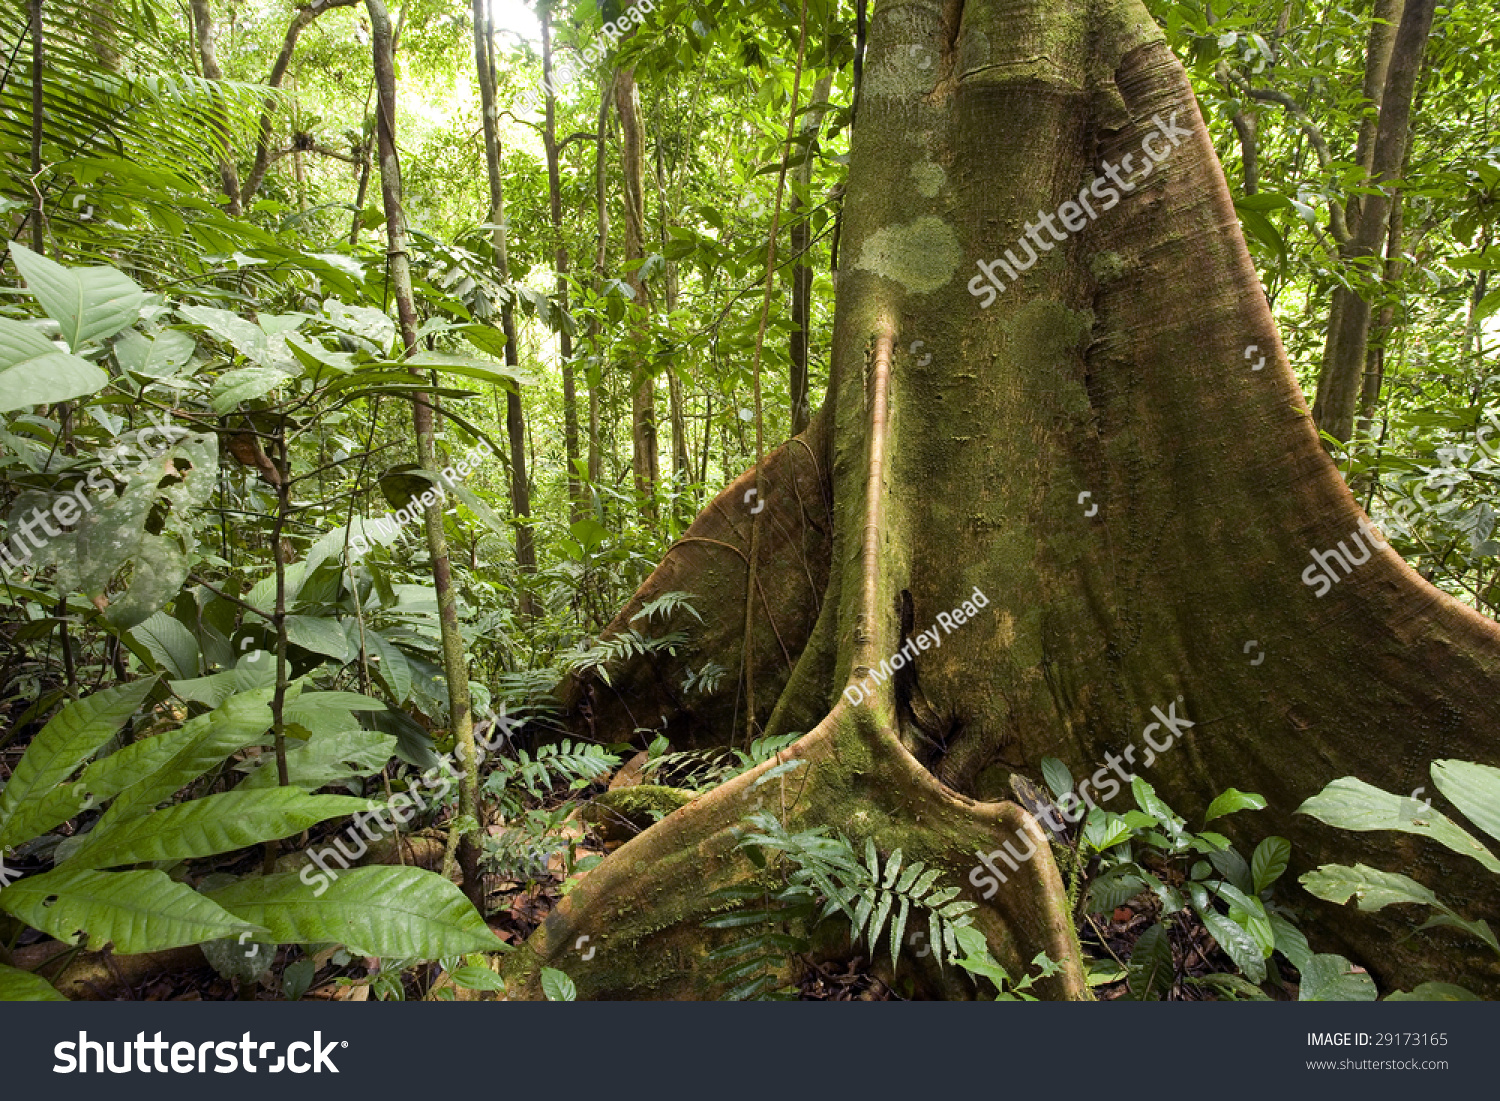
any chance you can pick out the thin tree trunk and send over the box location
[587,82,611,489]
[365,0,481,907]
[188,0,243,217]
[614,66,658,521]
[27,0,44,253]
[471,0,536,616]
[789,74,833,437]
[1312,0,1432,445]
[241,0,359,209]
[654,144,690,500]
[542,2,584,522]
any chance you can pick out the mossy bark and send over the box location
[509,0,1500,998]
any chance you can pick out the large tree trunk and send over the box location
[505,0,1500,999]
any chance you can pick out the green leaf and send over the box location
[1204,788,1267,824]
[209,366,294,413]
[1193,892,1267,983]
[540,967,577,1001]
[177,305,269,364]
[0,679,157,849]
[1385,982,1481,1002]
[1298,954,1377,1002]
[1430,759,1500,846]
[1126,922,1173,1000]
[1040,757,1073,801]
[1270,913,1313,971]
[1297,777,1500,873]
[9,242,146,350]
[209,867,504,958]
[114,328,196,378]
[104,533,190,629]
[0,318,108,411]
[99,689,273,822]
[1299,862,1441,911]
[0,866,260,954]
[406,351,532,387]
[0,962,67,1001]
[237,729,396,791]
[55,462,162,599]
[69,789,375,868]
[128,612,201,679]
[448,964,506,992]
[1250,836,1291,893]
[285,615,352,662]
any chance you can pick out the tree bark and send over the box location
[1312,0,1432,445]
[789,74,833,437]
[471,0,536,616]
[365,0,482,907]
[503,0,1500,999]
[541,1,584,523]
[614,67,658,522]
[241,0,359,209]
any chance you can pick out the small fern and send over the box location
[841,840,978,969]
[631,590,704,626]
[557,628,690,685]
[703,812,980,998]
[484,740,620,814]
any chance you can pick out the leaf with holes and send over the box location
[0,866,260,953]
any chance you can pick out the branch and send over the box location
[1216,63,1349,245]
[240,0,360,207]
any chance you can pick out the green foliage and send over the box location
[1298,758,1500,997]
[704,810,979,999]
[1069,775,1310,997]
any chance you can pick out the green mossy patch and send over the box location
[855,215,963,295]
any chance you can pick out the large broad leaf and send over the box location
[99,689,274,823]
[177,305,270,364]
[0,962,67,1001]
[9,242,146,350]
[405,351,533,388]
[236,729,396,791]
[1250,836,1291,893]
[0,866,260,954]
[104,533,190,629]
[70,789,374,868]
[1203,788,1267,824]
[1300,862,1442,912]
[1298,954,1378,1002]
[541,968,577,1001]
[113,328,196,378]
[284,615,351,662]
[0,318,108,411]
[350,626,411,704]
[209,366,294,413]
[55,463,163,598]
[0,679,156,849]
[128,612,201,679]
[209,867,505,958]
[0,966,67,1002]
[1192,898,1267,984]
[1297,777,1500,873]
[1430,759,1500,847]
[170,662,277,708]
